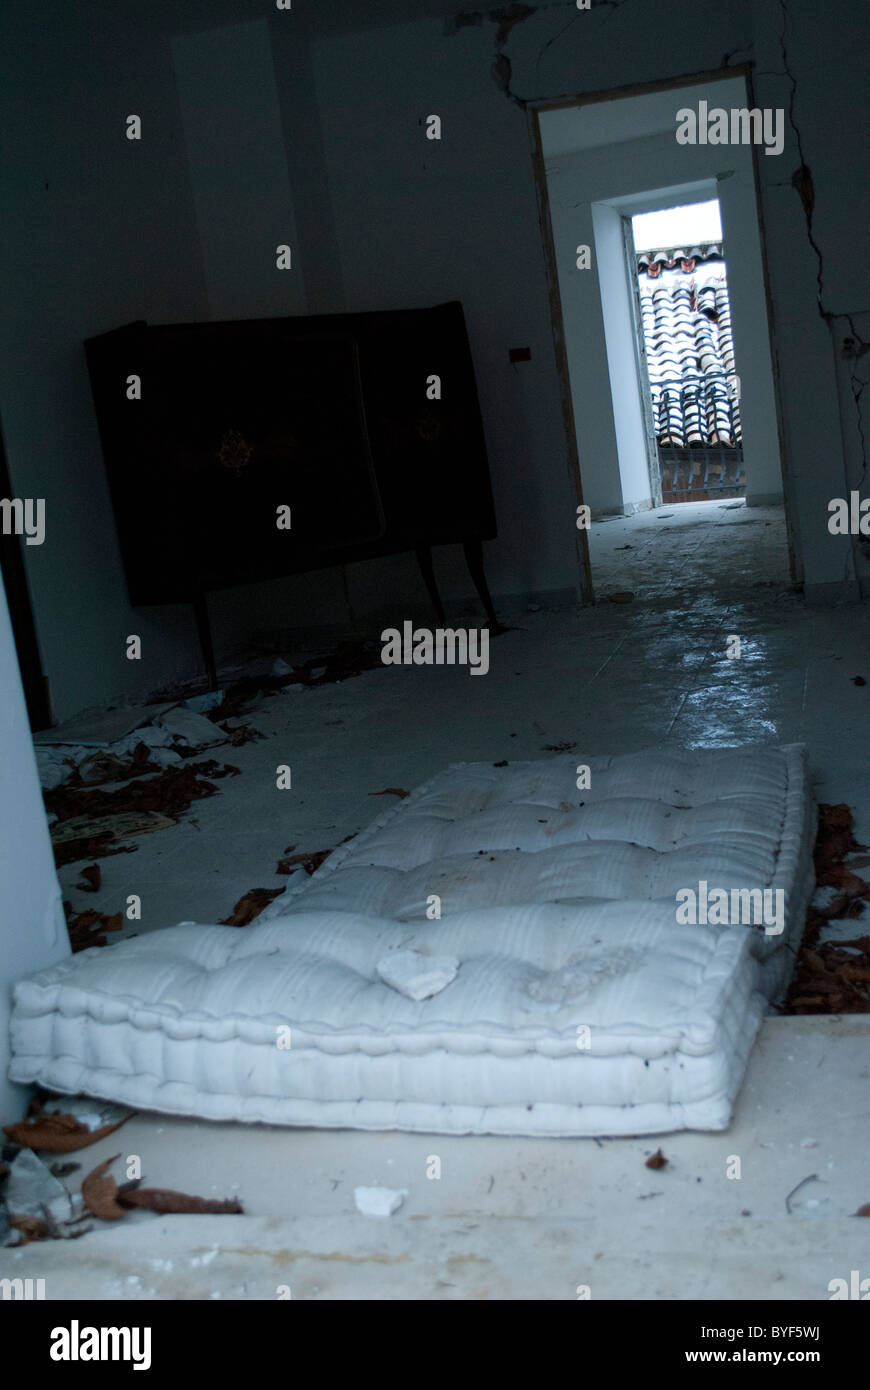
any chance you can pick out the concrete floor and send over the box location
[8,498,870,1299]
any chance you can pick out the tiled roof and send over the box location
[639,264,741,449]
[636,242,724,277]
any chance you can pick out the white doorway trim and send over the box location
[528,66,797,591]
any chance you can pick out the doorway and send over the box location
[530,70,794,597]
[629,197,745,505]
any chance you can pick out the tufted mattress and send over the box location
[9,745,815,1137]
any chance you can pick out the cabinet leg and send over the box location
[193,592,218,691]
[462,538,499,629]
[415,545,445,623]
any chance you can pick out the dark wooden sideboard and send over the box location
[85,300,498,685]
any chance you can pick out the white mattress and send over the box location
[9,745,815,1137]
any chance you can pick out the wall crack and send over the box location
[778,0,870,492]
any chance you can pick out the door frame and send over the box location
[526,62,798,589]
[620,210,663,508]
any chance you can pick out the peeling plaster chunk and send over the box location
[354,1186,407,1218]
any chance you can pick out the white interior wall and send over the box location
[171,20,306,320]
[168,17,365,655]
[0,0,210,724]
[591,202,653,514]
[309,21,583,609]
[0,572,69,1117]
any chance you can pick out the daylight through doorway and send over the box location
[632,199,744,504]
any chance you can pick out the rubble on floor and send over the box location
[81,1156,243,1220]
[4,1096,132,1153]
[785,803,870,1013]
[353,1186,407,1218]
[46,763,224,865]
[220,888,287,927]
[0,1095,242,1247]
[64,905,123,952]
[34,639,387,881]
[276,846,337,876]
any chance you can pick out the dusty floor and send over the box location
[54,500,868,937]
[7,498,870,1299]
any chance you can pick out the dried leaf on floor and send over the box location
[854,1202,870,1216]
[47,763,219,830]
[53,833,138,869]
[220,887,286,927]
[66,908,123,953]
[219,722,263,747]
[47,762,223,868]
[51,809,176,846]
[786,803,870,1015]
[7,1214,48,1244]
[74,743,160,786]
[4,1105,131,1153]
[277,848,333,876]
[82,1155,127,1220]
[76,864,101,893]
[645,1149,668,1170]
[118,1187,243,1215]
[187,759,241,779]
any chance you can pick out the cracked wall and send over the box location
[309,0,869,599]
[4,0,870,719]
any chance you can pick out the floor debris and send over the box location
[4,1148,76,1228]
[46,763,224,866]
[645,1149,669,1170]
[785,1173,819,1214]
[32,703,175,749]
[47,764,219,827]
[112,1183,242,1216]
[1,1095,244,1246]
[82,1155,127,1219]
[354,1186,407,1217]
[220,888,286,926]
[75,863,101,892]
[51,808,176,845]
[276,847,333,876]
[785,803,870,1013]
[157,705,227,748]
[81,1154,243,1220]
[64,906,123,952]
[4,1098,132,1153]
